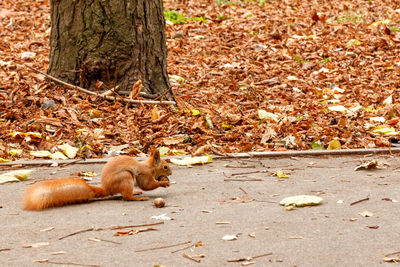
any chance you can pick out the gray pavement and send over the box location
[1,153,400,266]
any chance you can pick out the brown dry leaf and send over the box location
[151,106,160,121]
[192,144,210,156]
[2,0,400,160]
[162,135,185,145]
[130,80,142,99]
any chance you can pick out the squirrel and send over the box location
[22,149,172,210]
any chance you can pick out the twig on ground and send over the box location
[231,170,264,176]
[135,241,191,252]
[88,237,122,245]
[0,248,11,252]
[384,251,400,257]
[106,222,164,230]
[25,65,175,105]
[59,159,84,167]
[182,253,201,263]
[224,179,263,182]
[239,187,248,194]
[59,222,165,240]
[225,165,257,168]
[153,88,172,101]
[59,227,95,240]
[171,243,195,254]
[227,252,273,262]
[34,259,99,267]
[350,196,370,206]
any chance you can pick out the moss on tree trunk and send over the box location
[48,0,170,95]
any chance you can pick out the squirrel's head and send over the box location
[150,149,172,178]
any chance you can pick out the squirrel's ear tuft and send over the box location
[151,149,161,165]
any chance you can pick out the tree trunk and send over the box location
[48,0,170,96]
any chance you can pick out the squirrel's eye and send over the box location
[163,165,168,170]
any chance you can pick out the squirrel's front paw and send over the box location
[157,176,170,187]
[160,181,170,187]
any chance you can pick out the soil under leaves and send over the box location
[1,0,400,159]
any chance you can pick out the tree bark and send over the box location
[48,0,170,96]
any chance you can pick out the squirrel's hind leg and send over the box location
[119,175,149,201]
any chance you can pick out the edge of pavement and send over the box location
[0,147,399,167]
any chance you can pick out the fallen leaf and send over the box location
[327,139,341,150]
[359,211,373,217]
[0,170,32,184]
[276,170,289,178]
[150,214,172,220]
[222,234,238,241]
[170,155,212,166]
[130,80,142,99]
[50,151,68,160]
[58,143,79,159]
[280,195,323,207]
[29,150,52,158]
[354,160,378,171]
[192,144,210,156]
[258,109,279,121]
[151,106,160,121]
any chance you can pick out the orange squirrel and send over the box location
[22,149,171,210]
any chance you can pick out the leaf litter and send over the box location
[2,0,400,161]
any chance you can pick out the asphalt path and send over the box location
[1,153,400,266]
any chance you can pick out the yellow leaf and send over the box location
[170,155,212,166]
[151,106,160,121]
[222,122,233,128]
[50,151,68,160]
[158,146,170,156]
[346,39,361,48]
[276,170,289,178]
[372,19,391,26]
[58,143,79,159]
[8,149,23,156]
[365,107,378,113]
[80,171,97,177]
[30,150,52,158]
[89,109,102,119]
[327,139,341,150]
[0,170,32,184]
[0,157,11,163]
[371,126,398,135]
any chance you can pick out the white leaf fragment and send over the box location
[359,211,373,217]
[222,234,238,241]
[150,214,172,221]
[280,195,323,207]
[0,170,32,184]
[258,109,279,121]
[58,143,79,159]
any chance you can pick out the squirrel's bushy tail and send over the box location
[22,178,105,210]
